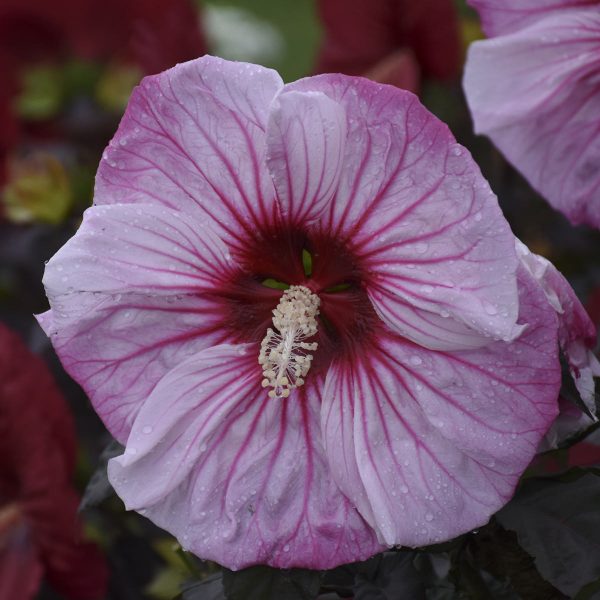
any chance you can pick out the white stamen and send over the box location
[259,285,320,399]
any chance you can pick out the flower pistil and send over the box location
[259,285,320,398]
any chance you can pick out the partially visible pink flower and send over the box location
[40,56,563,569]
[467,0,598,37]
[315,0,461,93]
[463,1,600,228]
[0,323,108,600]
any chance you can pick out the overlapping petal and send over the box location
[266,90,347,225]
[286,75,521,348]
[109,344,383,569]
[322,268,560,546]
[43,204,231,297]
[37,293,228,443]
[95,56,283,245]
[39,203,236,441]
[518,242,600,415]
[464,9,600,228]
[468,0,597,36]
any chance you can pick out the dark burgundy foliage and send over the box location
[315,0,461,91]
[0,324,108,600]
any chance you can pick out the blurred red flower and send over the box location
[315,0,461,93]
[0,324,108,600]
[0,0,206,80]
[0,0,206,188]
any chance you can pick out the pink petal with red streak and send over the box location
[109,344,384,569]
[37,292,228,444]
[286,74,522,347]
[468,0,597,36]
[518,241,600,416]
[464,10,600,228]
[43,204,231,297]
[95,55,283,246]
[322,267,560,546]
[266,90,347,225]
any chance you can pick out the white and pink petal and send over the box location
[464,9,600,228]
[468,0,597,36]
[37,293,229,443]
[43,204,231,299]
[266,90,347,226]
[322,266,560,546]
[517,241,600,416]
[109,344,384,569]
[286,74,521,346]
[95,56,283,246]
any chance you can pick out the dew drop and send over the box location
[425,513,434,522]
[483,301,498,315]
[142,426,153,434]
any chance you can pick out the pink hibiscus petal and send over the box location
[37,292,229,443]
[464,9,600,228]
[266,90,347,225]
[95,55,283,245]
[468,0,597,36]
[322,267,560,546]
[43,204,231,298]
[517,241,600,415]
[109,343,384,569]
[286,74,521,346]
[369,296,496,351]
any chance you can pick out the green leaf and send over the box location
[222,566,321,600]
[79,439,124,510]
[181,574,226,600]
[465,520,563,599]
[497,470,600,596]
[353,552,426,600]
[575,576,600,600]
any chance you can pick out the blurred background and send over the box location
[1,1,599,599]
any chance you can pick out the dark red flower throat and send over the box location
[216,223,380,377]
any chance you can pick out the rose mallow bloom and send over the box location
[463,0,600,228]
[39,56,568,570]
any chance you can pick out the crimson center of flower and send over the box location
[216,225,380,389]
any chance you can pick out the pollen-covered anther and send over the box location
[258,285,320,398]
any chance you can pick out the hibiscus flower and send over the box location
[0,323,107,600]
[463,0,600,228]
[40,56,570,570]
[315,0,461,92]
